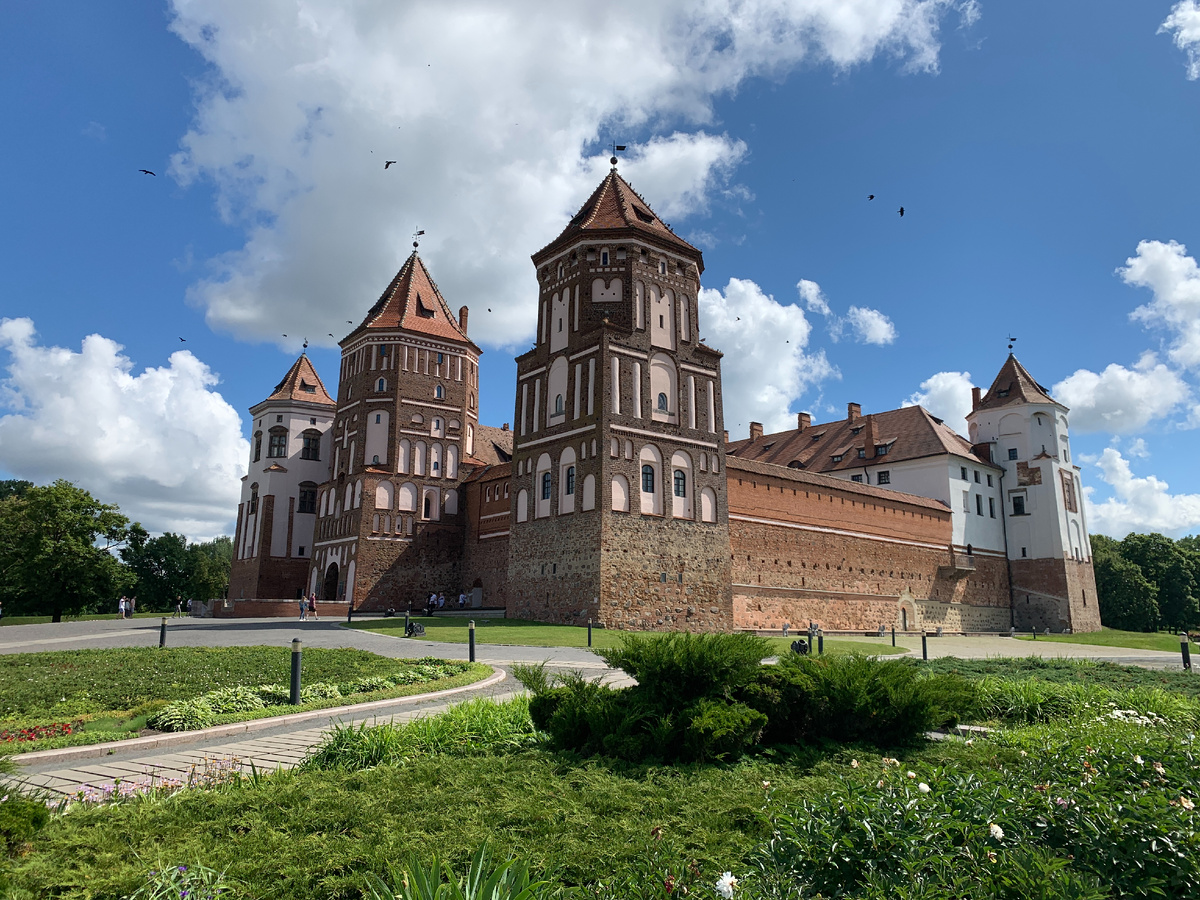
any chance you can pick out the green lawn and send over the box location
[0,647,487,754]
[349,616,905,655]
[0,611,164,626]
[1014,627,1195,653]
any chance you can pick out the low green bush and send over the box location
[204,686,266,715]
[147,698,216,732]
[342,675,393,695]
[599,632,771,705]
[123,862,232,900]
[977,677,1199,726]
[365,844,553,900]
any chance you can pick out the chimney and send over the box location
[723,429,730,444]
[749,422,764,441]
[863,414,878,458]
[797,412,811,432]
[847,402,861,421]
[458,306,469,334]
[971,386,982,410]
[501,423,509,431]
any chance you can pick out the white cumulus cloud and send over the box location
[699,278,837,435]
[903,370,974,435]
[1084,447,1200,538]
[1160,1,1200,80]
[845,306,898,345]
[1121,239,1200,369]
[1051,353,1190,433]
[0,318,247,540]
[796,279,832,316]
[165,0,969,352]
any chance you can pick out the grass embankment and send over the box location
[351,616,904,655]
[1014,627,1196,653]
[0,647,488,754]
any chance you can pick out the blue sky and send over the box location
[2,1,1200,540]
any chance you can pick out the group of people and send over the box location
[116,596,136,618]
[425,591,469,615]
[298,592,319,621]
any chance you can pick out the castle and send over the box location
[227,165,1100,634]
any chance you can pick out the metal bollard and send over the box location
[891,626,896,647]
[587,618,593,648]
[346,603,353,624]
[404,612,411,636]
[921,632,928,660]
[1182,633,1192,672]
[469,620,476,663]
[818,633,824,655]
[159,617,167,648]
[290,638,303,705]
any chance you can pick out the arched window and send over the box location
[555,394,564,414]
[301,430,321,460]
[642,465,655,494]
[565,466,575,495]
[700,487,717,523]
[375,481,394,511]
[435,384,444,399]
[398,482,418,511]
[582,474,596,510]
[516,489,529,522]
[249,483,259,514]
[423,495,432,518]
[657,392,668,411]
[268,427,288,458]
[376,378,386,392]
[673,469,686,497]
[611,474,630,512]
[252,432,262,462]
[542,471,552,500]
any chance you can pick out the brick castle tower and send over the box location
[967,354,1101,632]
[306,250,482,607]
[505,161,734,629]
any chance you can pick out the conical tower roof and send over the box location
[348,251,476,348]
[257,353,334,408]
[976,354,1060,411]
[533,168,702,266]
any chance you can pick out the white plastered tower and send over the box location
[966,355,1101,632]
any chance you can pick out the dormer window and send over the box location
[998,388,1010,398]
[857,448,866,459]
[300,380,316,393]
[831,454,843,463]
[875,444,890,456]
[851,426,862,435]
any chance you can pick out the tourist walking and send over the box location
[427,592,437,616]
[308,593,319,620]
[437,592,446,610]
[117,597,125,619]
[172,596,183,618]
[457,591,466,609]
[127,597,136,618]
[298,597,308,620]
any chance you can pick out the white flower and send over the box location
[906,771,917,779]
[918,783,931,794]
[850,759,859,768]
[1153,761,1165,774]
[1019,750,1028,758]
[988,823,1005,841]
[965,739,974,746]
[716,872,738,899]
[1180,796,1195,810]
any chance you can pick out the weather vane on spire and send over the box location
[1007,335,1017,351]
[412,229,425,250]
[609,142,626,168]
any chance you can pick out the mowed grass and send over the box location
[350,616,904,655]
[0,612,163,626]
[1013,627,1197,653]
[0,646,461,719]
[916,655,1200,699]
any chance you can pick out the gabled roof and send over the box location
[533,168,701,264]
[727,405,997,474]
[258,354,334,407]
[467,425,514,467]
[976,354,1059,411]
[349,251,476,348]
[726,456,950,514]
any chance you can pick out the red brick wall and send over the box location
[1011,557,1101,632]
[213,599,349,618]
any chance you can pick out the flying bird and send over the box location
[178,337,186,342]
[139,169,156,176]
[384,160,397,169]
[897,207,905,217]
[867,194,875,200]
[328,333,335,337]
[487,308,492,312]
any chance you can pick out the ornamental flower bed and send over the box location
[0,722,75,743]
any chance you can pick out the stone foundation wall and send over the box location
[1011,557,1101,632]
[354,524,465,611]
[598,512,733,632]
[506,510,603,624]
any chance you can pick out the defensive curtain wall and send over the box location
[726,457,1013,634]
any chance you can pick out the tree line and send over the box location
[0,479,231,622]
[1091,532,1200,633]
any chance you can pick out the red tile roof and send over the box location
[260,354,335,407]
[726,456,950,514]
[727,405,998,474]
[534,168,701,263]
[471,424,513,466]
[349,251,476,348]
[976,354,1060,411]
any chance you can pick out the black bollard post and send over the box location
[404,612,411,636]
[290,638,303,705]
[587,618,593,648]
[891,626,896,647]
[159,617,167,648]
[1182,633,1192,672]
[469,620,476,663]
[921,632,928,660]
[346,602,353,624]
[818,633,824,655]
